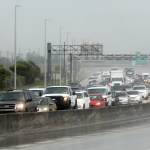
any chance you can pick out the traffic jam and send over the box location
[0,67,150,113]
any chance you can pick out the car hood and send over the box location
[129,95,139,97]
[0,100,23,104]
[90,100,102,104]
[43,94,69,97]
[118,96,127,99]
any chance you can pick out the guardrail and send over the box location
[0,103,150,137]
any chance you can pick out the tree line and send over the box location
[0,60,40,90]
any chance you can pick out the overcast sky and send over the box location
[0,0,150,56]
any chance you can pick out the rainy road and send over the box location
[2,114,150,150]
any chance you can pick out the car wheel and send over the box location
[25,108,28,112]
[50,107,56,112]
[73,99,78,109]
[83,104,85,109]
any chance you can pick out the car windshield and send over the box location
[133,86,145,90]
[45,87,69,94]
[111,86,125,91]
[39,99,49,105]
[90,95,101,100]
[116,92,127,97]
[0,92,25,101]
[88,88,107,95]
[31,90,43,96]
[112,78,123,81]
[127,91,139,95]
[76,93,83,99]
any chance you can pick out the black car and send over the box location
[111,92,119,106]
[0,89,37,112]
[111,85,126,92]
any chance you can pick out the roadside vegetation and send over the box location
[0,61,40,90]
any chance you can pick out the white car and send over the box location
[133,85,148,100]
[28,87,46,97]
[127,90,142,104]
[75,91,90,109]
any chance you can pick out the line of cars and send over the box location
[0,88,57,113]
[0,79,149,113]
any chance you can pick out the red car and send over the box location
[89,94,106,108]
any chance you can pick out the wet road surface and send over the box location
[1,114,150,150]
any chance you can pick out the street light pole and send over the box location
[14,4,21,89]
[66,31,70,85]
[44,19,49,88]
[59,26,63,85]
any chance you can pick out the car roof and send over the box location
[28,88,45,91]
[75,90,87,93]
[46,86,70,88]
[87,86,109,89]
[89,93,102,96]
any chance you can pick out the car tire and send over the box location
[25,108,28,112]
[83,104,85,109]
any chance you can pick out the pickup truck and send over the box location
[42,86,77,110]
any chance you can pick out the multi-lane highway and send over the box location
[1,63,150,150]
[2,114,150,150]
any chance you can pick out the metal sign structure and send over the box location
[47,43,103,85]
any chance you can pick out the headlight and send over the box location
[136,95,140,100]
[37,108,41,112]
[43,107,48,111]
[63,97,69,101]
[124,97,128,101]
[96,102,101,105]
[16,103,24,109]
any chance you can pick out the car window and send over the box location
[76,93,83,99]
[45,87,69,94]
[0,92,25,101]
[84,92,88,97]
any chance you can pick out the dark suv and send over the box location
[0,90,37,112]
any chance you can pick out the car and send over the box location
[89,94,106,108]
[75,91,90,109]
[111,85,126,92]
[28,88,46,97]
[71,87,81,92]
[146,84,150,96]
[111,92,120,106]
[132,85,149,100]
[87,86,112,106]
[127,90,142,104]
[146,76,150,84]
[115,91,131,105]
[36,97,57,112]
[124,84,133,91]
[42,86,77,110]
[0,89,37,112]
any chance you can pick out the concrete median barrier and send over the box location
[0,103,150,136]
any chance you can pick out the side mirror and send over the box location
[39,92,43,96]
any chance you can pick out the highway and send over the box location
[0,63,150,149]
[1,114,150,150]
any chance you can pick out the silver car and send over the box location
[115,91,131,105]
[127,90,142,104]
